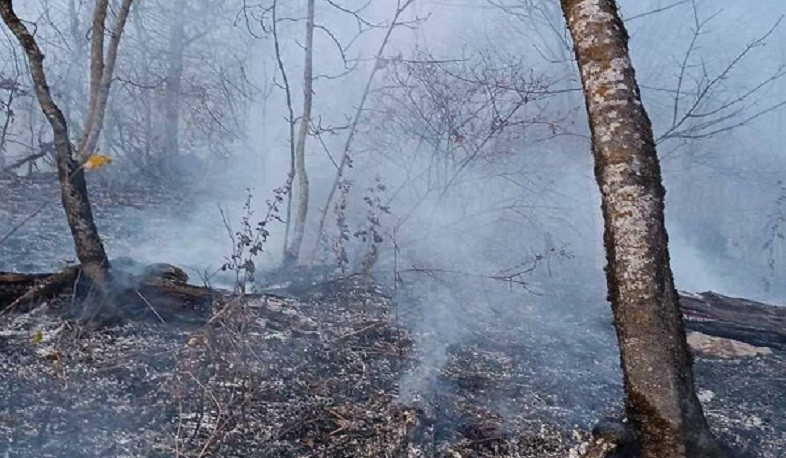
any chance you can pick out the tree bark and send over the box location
[162,0,185,158]
[283,0,315,266]
[271,0,297,262]
[87,0,107,120]
[0,0,109,277]
[558,1,727,456]
[77,0,134,160]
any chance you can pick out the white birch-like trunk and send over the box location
[283,0,315,266]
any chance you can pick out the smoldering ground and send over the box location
[1,0,786,456]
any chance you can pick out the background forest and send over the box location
[0,1,784,457]
[1,0,783,301]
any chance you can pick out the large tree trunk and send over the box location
[162,0,185,158]
[558,1,727,456]
[283,0,315,266]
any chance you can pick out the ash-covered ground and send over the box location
[0,175,784,457]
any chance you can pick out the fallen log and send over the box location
[2,266,785,346]
[0,262,318,331]
[0,271,56,305]
[2,265,81,312]
[0,262,215,323]
[679,291,786,351]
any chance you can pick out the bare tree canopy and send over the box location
[0,0,785,456]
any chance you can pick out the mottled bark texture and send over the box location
[283,0,315,266]
[558,1,727,457]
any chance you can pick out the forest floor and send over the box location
[0,174,784,457]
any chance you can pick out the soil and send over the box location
[0,174,784,457]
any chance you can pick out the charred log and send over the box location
[3,268,784,342]
[0,266,80,312]
[0,262,212,323]
[0,262,325,331]
[679,291,786,351]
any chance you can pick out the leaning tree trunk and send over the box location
[0,1,109,279]
[283,0,315,267]
[558,1,727,457]
[2,0,132,313]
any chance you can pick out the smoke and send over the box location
[2,0,786,441]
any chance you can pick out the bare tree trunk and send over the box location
[77,0,134,160]
[132,1,153,165]
[65,0,88,133]
[309,0,414,264]
[87,0,107,119]
[0,0,108,277]
[2,0,133,299]
[271,0,297,261]
[162,0,185,158]
[558,1,727,457]
[282,0,315,266]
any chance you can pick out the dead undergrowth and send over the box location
[1,176,784,458]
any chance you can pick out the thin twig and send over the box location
[135,289,166,323]
[310,0,417,264]
[0,198,50,247]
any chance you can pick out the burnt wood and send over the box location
[680,291,786,350]
[0,263,213,323]
[2,269,784,349]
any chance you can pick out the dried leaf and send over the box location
[84,155,113,170]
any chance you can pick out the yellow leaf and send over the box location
[84,155,113,170]
[32,328,43,345]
